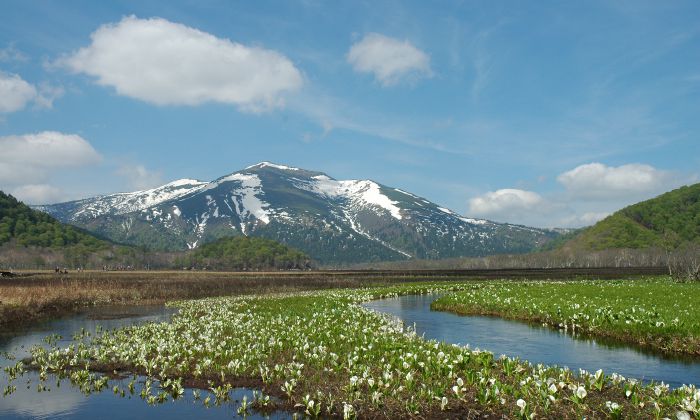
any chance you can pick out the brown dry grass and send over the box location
[0,270,416,330]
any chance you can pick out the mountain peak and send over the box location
[245,162,302,171]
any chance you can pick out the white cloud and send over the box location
[0,132,101,203]
[59,16,303,111]
[0,44,28,62]
[116,164,163,190]
[557,212,610,228]
[464,162,692,228]
[347,33,431,86]
[0,72,64,113]
[468,188,545,220]
[11,184,63,205]
[557,162,671,199]
[0,132,101,171]
[0,72,37,113]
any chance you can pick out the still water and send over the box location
[363,294,700,388]
[0,305,288,419]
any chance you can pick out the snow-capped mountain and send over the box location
[36,162,562,264]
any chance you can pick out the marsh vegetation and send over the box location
[3,278,699,419]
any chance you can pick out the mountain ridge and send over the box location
[555,183,700,251]
[36,162,564,264]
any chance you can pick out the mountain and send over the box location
[36,162,563,265]
[557,183,700,251]
[0,191,109,250]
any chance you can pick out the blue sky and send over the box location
[0,0,698,227]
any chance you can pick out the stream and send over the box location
[363,294,700,388]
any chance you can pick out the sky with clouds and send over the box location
[0,0,698,228]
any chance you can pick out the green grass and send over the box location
[432,277,700,356]
[10,280,700,419]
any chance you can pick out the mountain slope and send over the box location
[37,162,563,264]
[559,183,700,251]
[0,191,110,250]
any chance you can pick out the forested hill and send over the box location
[175,236,311,270]
[559,183,700,250]
[0,191,109,250]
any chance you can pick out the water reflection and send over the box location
[363,294,700,388]
[0,305,290,419]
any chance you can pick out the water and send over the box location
[0,305,289,419]
[363,294,700,388]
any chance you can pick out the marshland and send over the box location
[1,270,699,419]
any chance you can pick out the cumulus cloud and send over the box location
[0,131,101,171]
[557,162,672,200]
[116,164,164,191]
[0,132,101,203]
[58,16,303,111]
[0,72,64,113]
[465,162,692,228]
[468,189,545,221]
[347,33,431,86]
[10,184,63,205]
[0,72,38,113]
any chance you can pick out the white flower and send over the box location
[576,385,587,400]
[676,411,691,420]
[516,399,527,409]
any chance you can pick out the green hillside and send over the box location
[0,191,109,250]
[562,183,700,250]
[175,236,311,270]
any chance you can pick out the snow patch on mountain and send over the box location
[214,173,271,226]
[342,210,412,258]
[460,217,488,225]
[70,179,206,220]
[246,161,301,171]
[298,177,403,220]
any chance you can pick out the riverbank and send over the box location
[431,277,700,357]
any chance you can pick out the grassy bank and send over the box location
[13,282,699,419]
[432,277,700,357]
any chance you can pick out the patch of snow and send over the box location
[245,161,301,171]
[172,206,181,217]
[394,188,418,199]
[301,178,403,220]
[438,207,454,215]
[212,173,271,224]
[70,178,206,220]
[342,210,412,258]
[460,217,488,225]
